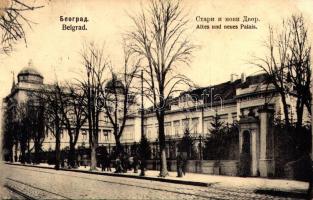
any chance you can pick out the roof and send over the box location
[183,79,241,101]
[105,74,125,92]
[18,67,43,77]
[181,73,268,101]
[238,73,269,89]
[17,60,43,78]
[144,73,269,114]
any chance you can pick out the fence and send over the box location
[146,159,238,176]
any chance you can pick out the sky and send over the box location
[0,0,313,101]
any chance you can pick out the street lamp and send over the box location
[156,138,159,159]
[199,135,203,160]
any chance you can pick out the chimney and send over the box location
[241,73,246,83]
[230,73,238,82]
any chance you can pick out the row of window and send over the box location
[144,118,200,139]
[77,126,135,142]
[144,114,237,139]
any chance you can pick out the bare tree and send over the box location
[59,83,87,168]
[40,83,64,170]
[126,0,195,177]
[286,15,311,127]
[252,15,313,198]
[253,15,311,127]
[79,42,107,170]
[26,97,45,164]
[4,94,45,163]
[14,101,30,164]
[253,23,291,126]
[101,46,140,155]
[1,99,15,162]
[0,0,43,53]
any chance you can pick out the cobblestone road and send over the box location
[0,164,302,199]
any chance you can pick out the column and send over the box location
[258,107,274,177]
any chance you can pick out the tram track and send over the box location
[4,184,36,200]
[5,177,72,199]
[5,166,220,200]
[4,164,285,200]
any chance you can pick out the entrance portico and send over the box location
[239,107,275,177]
[239,115,259,176]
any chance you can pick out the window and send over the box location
[82,129,87,141]
[174,120,180,136]
[98,129,102,140]
[155,124,159,135]
[103,130,109,141]
[144,125,153,139]
[144,126,148,137]
[122,125,134,141]
[182,118,189,132]
[164,122,171,136]
[191,118,199,134]
[203,117,212,134]
[232,113,238,123]
[220,114,228,122]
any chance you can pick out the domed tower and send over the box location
[105,74,125,93]
[17,60,43,84]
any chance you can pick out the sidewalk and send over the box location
[5,162,309,197]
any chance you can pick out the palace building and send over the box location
[2,61,309,177]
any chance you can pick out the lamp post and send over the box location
[156,138,159,159]
[199,135,203,160]
[168,137,173,159]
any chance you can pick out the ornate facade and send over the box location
[3,62,310,177]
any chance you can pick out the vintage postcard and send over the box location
[0,0,313,199]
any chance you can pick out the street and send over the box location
[0,164,301,200]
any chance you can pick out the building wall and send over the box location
[5,69,310,159]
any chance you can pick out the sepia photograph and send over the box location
[0,0,313,199]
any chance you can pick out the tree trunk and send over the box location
[9,146,13,162]
[90,144,97,170]
[281,93,290,126]
[27,138,31,163]
[296,99,304,128]
[158,112,168,177]
[90,131,98,171]
[34,141,41,164]
[20,139,26,164]
[14,142,18,162]
[69,142,76,168]
[55,128,61,170]
[114,133,123,156]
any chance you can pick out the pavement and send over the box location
[2,163,300,199]
[4,162,310,199]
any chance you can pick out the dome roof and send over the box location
[18,60,43,78]
[18,67,43,78]
[17,60,44,84]
[105,75,125,92]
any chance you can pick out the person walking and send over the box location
[121,153,128,173]
[101,153,106,172]
[105,154,112,172]
[139,158,146,176]
[77,154,81,168]
[114,154,123,173]
[133,155,139,173]
[176,153,183,177]
[182,153,187,176]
